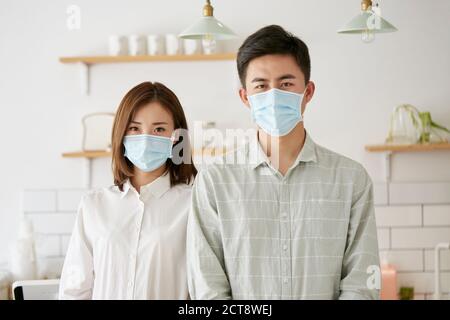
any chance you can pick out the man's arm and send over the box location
[339,166,381,300]
[186,169,232,300]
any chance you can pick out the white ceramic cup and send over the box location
[165,34,182,55]
[128,35,147,56]
[202,38,218,55]
[147,35,165,55]
[183,39,200,55]
[108,35,128,56]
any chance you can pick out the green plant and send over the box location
[399,287,414,300]
[386,104,450,144]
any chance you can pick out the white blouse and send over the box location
[58,173,192,300]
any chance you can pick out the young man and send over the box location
[187,25,380,300]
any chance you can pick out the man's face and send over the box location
[239,54,314,114]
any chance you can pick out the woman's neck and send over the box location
[130,164,167,193]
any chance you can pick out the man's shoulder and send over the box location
[313,143,366,172]
[312,143,372,189]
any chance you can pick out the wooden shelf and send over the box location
[59,52,237,95]
[62,147,227,159]
[365,143,450,153]
[59,53,237,65]
[62,150,111,159]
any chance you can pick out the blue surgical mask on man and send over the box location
[123,134,173,172]
[248,88,305,137]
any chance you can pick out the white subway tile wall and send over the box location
[375,206,422,227]
[22,189,85,281]
[389,182,450,205]
[22,183,450,299]
[373,183,388,205]
[374,183,450,300]
[423,205,450,226]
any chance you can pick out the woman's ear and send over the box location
[239,88,251,109]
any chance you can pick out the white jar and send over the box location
[108,35,128,56]
[147,35,165,55]
[9,218,37,282]
[202,39,218,55]
[128,34,147,56]
[0,270,11,300]
[165,34,182,55]
[183,39,200,55]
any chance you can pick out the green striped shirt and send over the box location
[187,131,380,300]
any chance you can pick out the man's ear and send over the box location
[239,88,251,109]
[301,81,315,114]
[304,81,315,104]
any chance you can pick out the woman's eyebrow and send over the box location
[152,122,169,125]
[130,120,141,125]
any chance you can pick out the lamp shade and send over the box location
[179,16,236,40]
[338,11,397,34]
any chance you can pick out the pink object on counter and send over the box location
[381,264,398,300]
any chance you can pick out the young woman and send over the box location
[59,82,197,299]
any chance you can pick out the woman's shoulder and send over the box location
[169,182,192,198]
[79,184,124,204]
[172,181,192,191]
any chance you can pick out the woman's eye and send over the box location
[128,126,139,131]
[154,127,166,133]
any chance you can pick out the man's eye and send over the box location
[255,84,265,90]
[281,82,293,87]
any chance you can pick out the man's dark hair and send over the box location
[237,25,311,87]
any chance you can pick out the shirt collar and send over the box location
[248,129,318,170]
[120,172,171,199]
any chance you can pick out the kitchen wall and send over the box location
[1,0,449,298]
[374,183,450,299]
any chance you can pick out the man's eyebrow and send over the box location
[250,74,297,83]
[277,74,296,81]
[251,77,268,83]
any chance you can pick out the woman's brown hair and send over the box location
[111,81,197,191]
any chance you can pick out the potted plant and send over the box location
[386,104,450,144]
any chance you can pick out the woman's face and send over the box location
[125,102,175,138]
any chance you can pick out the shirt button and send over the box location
[283,244,288,251]
[128,281,133,287]
[284,278,289,284]
[281,212,287,219]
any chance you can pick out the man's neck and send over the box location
[258,124,306,176]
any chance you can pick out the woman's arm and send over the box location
[58,195,94,299]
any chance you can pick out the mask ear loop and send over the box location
[171,128,181,143]
[167,128,182,159]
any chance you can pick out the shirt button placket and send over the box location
[280,180,292,299]
[129,201,144,299]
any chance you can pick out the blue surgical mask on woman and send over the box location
[123,134,173,172]
[248,88,305,137]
